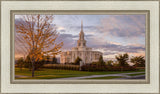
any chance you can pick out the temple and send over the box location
[60,21,103,64]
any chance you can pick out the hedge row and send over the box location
[105,66,137,71]
[81,64,137,71]
[43,64,137,71]
[43,64,80,71]
[81,65,106,71]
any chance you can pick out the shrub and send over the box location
[43,64,80,71]
[106,60,113,67]
[81,64,106,71]
[105,66,137,71]
[81,64,137,72]
[74,57,82,65]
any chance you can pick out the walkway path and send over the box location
[15,75,30,78]
[54,72,145,80]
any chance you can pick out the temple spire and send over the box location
[77,20,86,47]
[79,20,84,40]
[81,20,83,32]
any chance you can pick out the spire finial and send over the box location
[81,20,83,31]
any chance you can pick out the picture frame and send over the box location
[1,0,159,94]
[11,10,150,84]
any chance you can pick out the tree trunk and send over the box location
[32,61,35,77]
[121,67,123,71]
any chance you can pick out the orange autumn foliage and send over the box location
[15,15,63,62]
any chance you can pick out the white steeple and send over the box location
[77,20,86,47]
[81,20,83,32]
[79,20,84,40]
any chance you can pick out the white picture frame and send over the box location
[1,0,159,94]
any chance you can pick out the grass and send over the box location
[15,68,145,79]
[127,73,145,76]
[84,76,123,79]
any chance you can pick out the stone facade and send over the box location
[60,21,103,64]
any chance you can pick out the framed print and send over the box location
[0,0,160,94]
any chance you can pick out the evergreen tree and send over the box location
[115,53,129,67]
[131,56,145,67]
[98,55,105,66]
[16,57,24,71]
[106,60,113,67]
[52,56,57,64]
[46,55,50,64]
[24,55,32,71]
[74,57,82,65]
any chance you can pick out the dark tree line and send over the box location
[106,53,145,67]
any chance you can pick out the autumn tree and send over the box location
[15,15,63,77]
[131,56,145,67]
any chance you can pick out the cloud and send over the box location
[97,15,145,38]
[102,43,145,54]
[56,26,66,32]
[56,34,77,49]
[86,37,145,59]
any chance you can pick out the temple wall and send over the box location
[60,51,102,64]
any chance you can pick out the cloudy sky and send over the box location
[15,15,145,61]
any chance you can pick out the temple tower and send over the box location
[77,20,86,47]
[60,20,103,64]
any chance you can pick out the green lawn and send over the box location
[15,68,145,79]
[127,73,145,76]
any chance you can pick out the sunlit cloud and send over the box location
[56,26,65,31]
